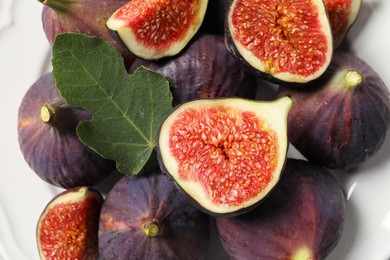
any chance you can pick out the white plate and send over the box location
[1,0,390,259]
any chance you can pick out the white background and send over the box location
[1,0,390,259]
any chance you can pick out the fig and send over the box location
[225,0,333,84]
[324,0,362,49]
[277,51,390,169]
[128,34,258,106]
[17,72,116,188]
[40,0,135,66]
[158,97,292,216]
[106,0,209,60]
[216,158,346,260]
[98,171,210,259]
[36,187,103,259]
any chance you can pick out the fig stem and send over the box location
[344,70,363,89]
[143,220,160,237]
[40,104,56,123]
[38,0,75,13]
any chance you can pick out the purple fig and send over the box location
[129,34,258,106]
[17,72,116,188]
[277,51,390,169]
[216,158,346,260]
[40,0,135,66]
[98,170,210,259]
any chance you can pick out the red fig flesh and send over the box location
[225,0,333,83]
[106,0,209,60]
[36,187,103,259]
[158,97,292,216]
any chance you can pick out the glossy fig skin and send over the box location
[216,158,346,260]
[98,171,210,259]
[128,34,258,106]
[277,51,390,170]
[17,72,116,188]
[41,0,135,67]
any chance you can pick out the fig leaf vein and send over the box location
[52,33,173,175]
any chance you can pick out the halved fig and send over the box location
[17,72,116,188]
[324,0,362,48]
[128,34,258,106]
[157,97,292,216]
[277,51,390,169]
[37,187,103,259]
[98,171,210,259]
[216,158,346,260]
[106,0,209,60]
[225,0,333,84]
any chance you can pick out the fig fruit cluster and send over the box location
[17,0,389,258]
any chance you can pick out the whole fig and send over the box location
[40,0,135,66]
[17,72,116,188]
[129,34,258,106]
[277,51,390,169]
[98,170,210,259]
[216,158,346,260]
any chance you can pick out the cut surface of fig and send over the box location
[277,51,390,169]
[37,187,103,260]
[225,0,333,83]
[216,159,346,260]
[98,171,210,259]
[158,97,292,216]
[106,0,208,60]
[324,0,362,48]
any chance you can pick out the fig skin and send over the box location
[17,72,116,188]
[40,0,135,67]
[36,187,103,260]
[98,170,210,259]
[216,158,346,260]
[277,51,390,170]
[128,34,258,106]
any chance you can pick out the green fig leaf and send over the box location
[52,33,172,175]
